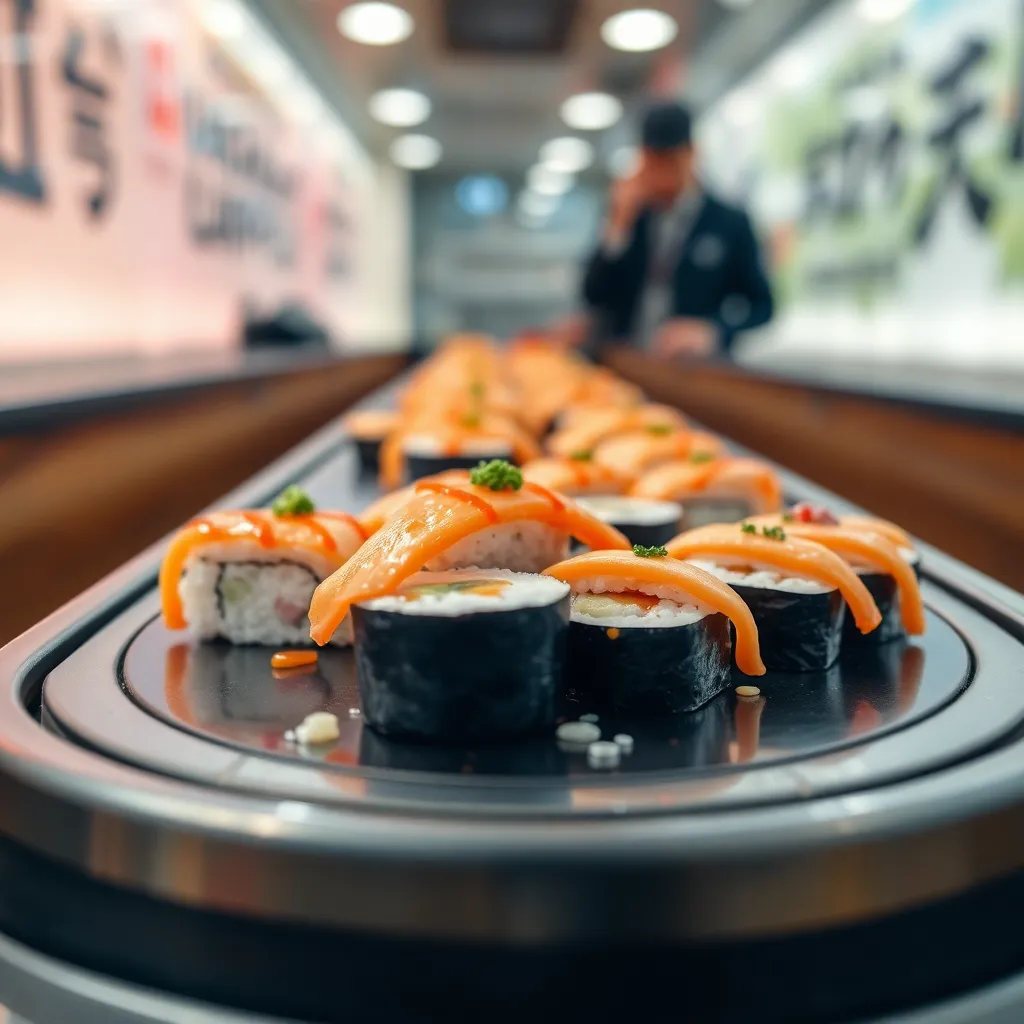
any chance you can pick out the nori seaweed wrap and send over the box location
[352,569,570,743]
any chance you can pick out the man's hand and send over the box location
[652,318,717,359]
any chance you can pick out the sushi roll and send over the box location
[343,409,398,475]
[750,505,925,646]
[308,460,629,646]
[592,427,724,479]
[160,486,367,646]
[521,455,632,496]
[574,495,683,549]
[543,547,764,714]
[546,404,687,460]
[378,411,540,489]
[630,457,783,529]
[666,523,883,672]
[353,568,570,743]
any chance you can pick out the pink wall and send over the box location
[0,0,385,361]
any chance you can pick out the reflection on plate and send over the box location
[123,607,961,781]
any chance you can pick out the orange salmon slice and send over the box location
[543,548,765,677]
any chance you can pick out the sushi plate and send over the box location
[6,383,1024,1022]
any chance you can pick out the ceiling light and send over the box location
[527,164,574,195]
[560,92,623,131]
[601,9,678,53]
[337,2,413,46]
[518,191,560,218]
[369,88,431,127]
[390,133,442,169]
[857,0,914,22]
[607,145,639,179]
[539,137,594,173]
[200,0,247,39]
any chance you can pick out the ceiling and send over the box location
[248,0,837,176]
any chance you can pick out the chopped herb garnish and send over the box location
[741,522,757,534]
[762,525,787,541]
[646,423,673,436]
[569,449,593,462]
[462,412,481,428]
[782,512,795,523]
[469,381,485,399]
[470,459,523,491]
[633,544,668,558]
[690,451,715,464]
[272,485,315,517]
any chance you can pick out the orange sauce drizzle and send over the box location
[318,511,369,544]
[570,460,592,489]
[240,512,276,549]
[271,650,319,670]
[189,518,232,542]
[415,481,499,524]
[522,481,565,513]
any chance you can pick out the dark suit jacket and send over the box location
[581,192,774,353]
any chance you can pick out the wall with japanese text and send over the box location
[699,0,1024,368]
[0,0,409,361]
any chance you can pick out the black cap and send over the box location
[640,101,693,151]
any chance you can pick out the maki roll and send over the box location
[631,457,783,529]
[574,495,683,549]
[592,427,724,479]
[522,455,632,496]
[160,487,366,646]
[353,569,570,742]
[402,434,514,482]
[343,409,398,475]
[378,411,540,489]
[750,505,925,646]
[308,460,629,646]
[546,403,688,460]
[667,523,882,672]
[543,547,764,714]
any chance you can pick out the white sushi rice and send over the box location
[180,559,352,646]
[360,568,569,616]
[679,498,751,529]
[687,558,833,595]
[568,576,711,629]
[402,434,512,457]
[575,496,683,527]
[425,520,568,574]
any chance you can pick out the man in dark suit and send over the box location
[582,101,774,357]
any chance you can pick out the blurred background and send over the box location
[0,0,1022,643]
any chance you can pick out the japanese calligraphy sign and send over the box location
[699,0,1024,365]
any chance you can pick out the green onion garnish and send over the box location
[272,485,315,517]
[633,544,668,558]
[470,459,523,491]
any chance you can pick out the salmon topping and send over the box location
[666,524,883,635]
[308,481,630,644]
[631,458,782,513]
[543,549,765,677]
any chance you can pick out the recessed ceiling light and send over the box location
[527,164,574,195]
[337,2,413,46]
[607,145,639,179]
[539,137,594,174]
[560,92,623,131]
[369,88,431,127]
[200,0,247,39]
[390,133,442,169]
[601,9,678,53]
[857,0,914,22]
